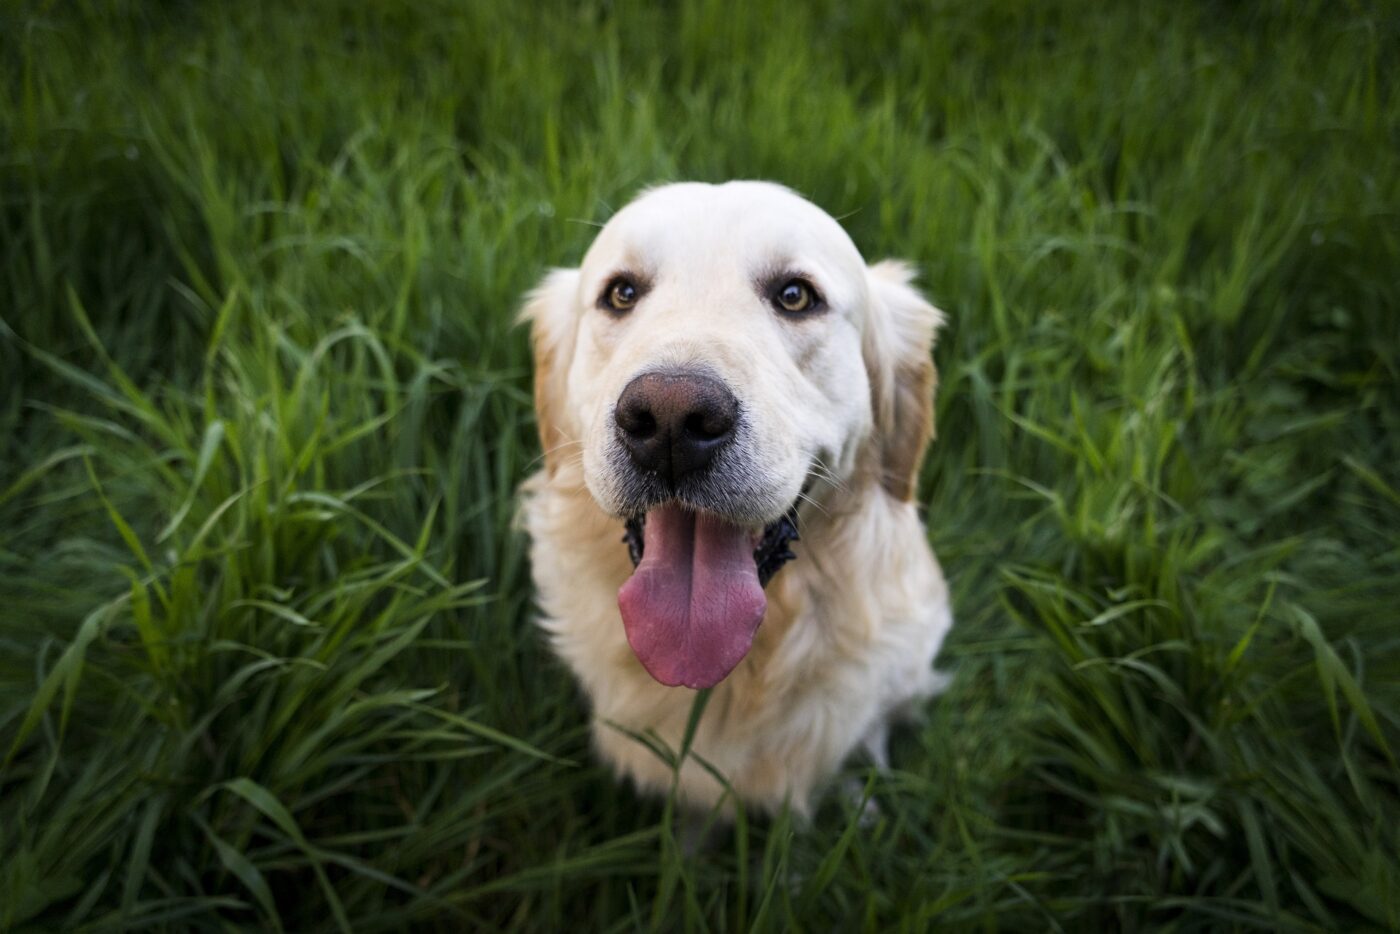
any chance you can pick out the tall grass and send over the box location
[2,0,1397,929]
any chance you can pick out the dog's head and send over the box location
[524,181,943,689]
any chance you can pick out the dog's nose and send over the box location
[615,370,738,483]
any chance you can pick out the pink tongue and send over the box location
[618,505,767,689]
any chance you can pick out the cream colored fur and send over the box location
[519,181,952,817]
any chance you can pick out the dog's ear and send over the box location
[862,260,945,501]
[519,268,581,476]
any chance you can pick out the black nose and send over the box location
[614,370,739,484]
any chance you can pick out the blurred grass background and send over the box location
[2,0,1398,929]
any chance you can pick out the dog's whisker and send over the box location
[809,455,850,493]
[793,490,829,520]
[545,438,585,456]
[523,436,587,473]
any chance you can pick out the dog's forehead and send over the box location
[584,182,866,279]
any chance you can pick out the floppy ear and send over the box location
[519,268,581,477]
[862,260,946,501]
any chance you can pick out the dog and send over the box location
[520,181,952,817]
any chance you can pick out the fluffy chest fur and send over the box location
[521,464,951,816]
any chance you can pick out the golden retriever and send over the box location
[520,181,952,817]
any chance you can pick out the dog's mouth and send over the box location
[617,505,800,690]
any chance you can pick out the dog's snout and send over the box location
[615,370,738,483]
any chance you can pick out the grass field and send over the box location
[2,0,1398,929]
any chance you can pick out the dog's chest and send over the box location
[536,548,884,805]
[521,476,948,811]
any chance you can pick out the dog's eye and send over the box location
[774,279,817,314]
[602,277,640,312]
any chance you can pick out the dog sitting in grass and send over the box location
[520,181,952,817]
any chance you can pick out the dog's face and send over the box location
[525,182,942,689]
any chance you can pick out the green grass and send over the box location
[2,0,1398,929]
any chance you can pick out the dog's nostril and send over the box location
[683,411,729,441]
[616,405,657,440]
[625,411,656,438]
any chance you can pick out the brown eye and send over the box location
[603,277,639,312]
[775,279,816,313]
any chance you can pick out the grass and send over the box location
[1,0,1397,929]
